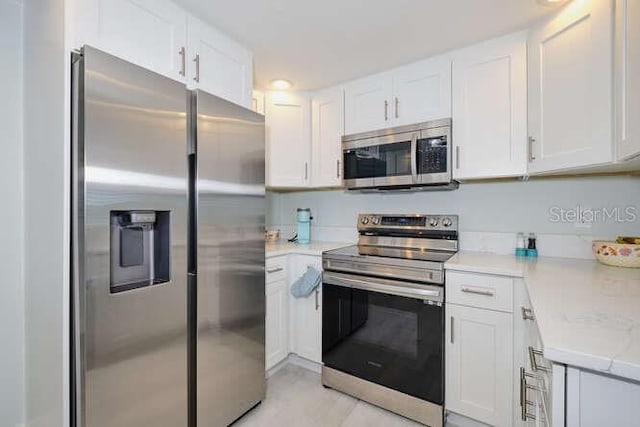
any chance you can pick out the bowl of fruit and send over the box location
[592,237,640,268]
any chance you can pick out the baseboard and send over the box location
[287,354,322,373]
[445,411,492,427]
[266,353,322,378]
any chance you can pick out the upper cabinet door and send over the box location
[452,32,528,180]
[312,88,344,188]
[265,92,311,188]
[393,55,452,126]
[528,0,614,173]
[344,74,393,135]
[74,0,187,82]
[187,16,253,108]
[616,0,640,161]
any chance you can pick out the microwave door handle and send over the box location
[410,133,418,182]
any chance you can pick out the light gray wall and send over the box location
[0,1,25,426]
[267,175,640,237]
[24,0,69,425]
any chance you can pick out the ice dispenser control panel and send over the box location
[110,210,170,293]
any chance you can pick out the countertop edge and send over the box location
[444,251,640,383]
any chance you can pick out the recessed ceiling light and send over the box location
[271,79,293,90]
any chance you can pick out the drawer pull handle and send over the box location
[529,346,550,373]
[522,306,535,321]
[461,286,495,297]
[267,267,284,274]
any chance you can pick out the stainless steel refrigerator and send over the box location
[71,46,265,427]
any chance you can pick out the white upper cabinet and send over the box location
[393,55,452,126]
[265,92,311,188]
[74,0,187,81]
[452,32,528,180]
[528,0,614,173]
[616,0,640,161]
[344,58,452,135]
[344,73,393,134]
[73,0,253,108]
[312,88,344,188]
[252,90,265,115]
[187,15,253,108]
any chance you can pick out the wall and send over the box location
[23,0,70,426]
[0,1,25,426]
[267,175,640,257]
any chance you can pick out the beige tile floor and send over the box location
[233,364,457,427]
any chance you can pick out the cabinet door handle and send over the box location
[336,159,341,179]
[304,162,309,181]
[455,146,460,169]
[521,306,535,321]
[461,286,495,297]
[394,96,399,119]
[528,136,536,162]
[520,367,538,421]
[193,54,200,82]
[450,316,454,343]
[315,288,320,310]
[266,267,283,274]
[384,100,389,121]
[178,47,186,77]
[529,346,550,373]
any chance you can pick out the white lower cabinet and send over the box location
[265,278,289,370]
[566,367,640,427]
[265,256,289,370]
[445,303,513,426]
[288,255,323,363]
[265,254,323,370]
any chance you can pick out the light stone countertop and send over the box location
[446,251,640,382]
[266,240,352,258]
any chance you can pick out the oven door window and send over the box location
[322,283,443,404]
[343,141,412,180]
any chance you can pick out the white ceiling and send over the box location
[174,0,559,91]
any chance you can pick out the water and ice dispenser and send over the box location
[110,210,171,293]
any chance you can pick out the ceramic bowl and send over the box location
[592,241,640,268]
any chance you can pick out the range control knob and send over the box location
[429,218,439,227]
[372,217,380,225]
[442,217,453,227]
[361,216,370,225]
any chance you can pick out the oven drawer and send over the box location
[446,271,513,313]
[266,257,287,283]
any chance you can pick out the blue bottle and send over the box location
[296,208,312,244]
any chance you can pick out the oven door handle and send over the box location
[323,271,442,302]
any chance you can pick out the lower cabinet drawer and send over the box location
[446,271,514,313]
[266,257,287,283]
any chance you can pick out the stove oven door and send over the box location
[322,272,444,405]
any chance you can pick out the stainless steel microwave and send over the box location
[342,119,457,191]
